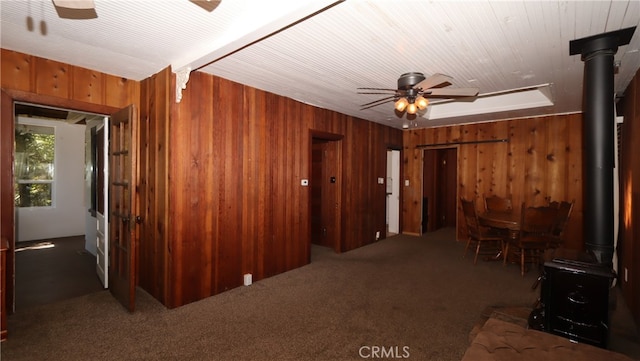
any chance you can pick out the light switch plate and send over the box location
[377,177,384,184]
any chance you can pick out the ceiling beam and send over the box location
[172,0,344,102]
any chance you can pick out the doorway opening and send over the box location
[422,147,458,233]
[310,132,343,260]
[386,149,401,237]
[13,103,106,310]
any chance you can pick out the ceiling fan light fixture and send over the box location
[406,103,418,115]
[395,98,409,112]
[415,96,429,110]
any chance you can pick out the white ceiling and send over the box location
[2,0,639,129]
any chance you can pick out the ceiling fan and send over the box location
[52,0,221,19]
[358,72,479,115]
[189,0,222,12]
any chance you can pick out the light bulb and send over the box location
[415,96,429,110]
[395,98,409,112]
[407,103,417,114]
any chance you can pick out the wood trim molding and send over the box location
[1,88,120,115]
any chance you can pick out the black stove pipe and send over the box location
[569,27,635,267]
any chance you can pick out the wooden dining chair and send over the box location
[461,197,504,264]
[483,194,513,212]
[547,200,574,248]
[504,203,558,276]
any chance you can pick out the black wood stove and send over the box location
[529,256,615,348]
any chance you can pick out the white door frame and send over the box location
[96,116,109,288]
[387,149,401,235]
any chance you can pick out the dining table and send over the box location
[477,210,521,261]
[478,210,520,235]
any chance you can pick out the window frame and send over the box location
[14,118,57,209]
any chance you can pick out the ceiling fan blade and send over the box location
[426,87,479,97]
[414,73,453,90]
[53,0,95,9]
[190,0,222,12]
[361,101,394,111]
[357,87,398,92]
[360,96,396,110]
[52,0,97,19]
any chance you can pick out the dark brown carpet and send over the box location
[1,228,638,360]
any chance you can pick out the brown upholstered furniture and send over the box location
[462,317,634,361]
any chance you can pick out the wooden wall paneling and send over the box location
[104,75,139,109]
[155,69,171,303]
[632,192,640,328]
[406,115,585,244]
[34,57,70,99]
[353,120,366,247]
[254,89,269,281]
[1,50,140,111]
[284,99,297,269]
[370,123,380,241]
[163,70,401,307]
[347,118,364,249]
[138,75,151,294]
[423,149,437,232]
[294,100,307,267]
[271,94,287,276]
[242,87,259,280]
[620,69,639,327]
[544,115,567,203]
[631,72,640,328]
[299,107,312,257]
[525,117,548,206]
[341,121,356,248]
[461,124,480,199]
[218,77,244,294]
[136,68,172,305]
[208,75,224,293]
[0,50,31,92]
[168,75,188,307]
[508,120,527,219]
[0,91,15,321]
[456,125,473,196]
[402,130,423,235]
[483,122,510,198]
[184,72,205,303]
[458,125,479,239]
[197,73,215,299]
[71,67,103,103]
[262,93,281,279]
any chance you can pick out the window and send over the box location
[14,123,55,207]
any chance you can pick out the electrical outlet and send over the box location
[244,273,252,286]
[375,231,380,240]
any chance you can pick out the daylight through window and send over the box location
[14,123,55,207]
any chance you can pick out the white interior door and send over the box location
[96,116,109,288]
